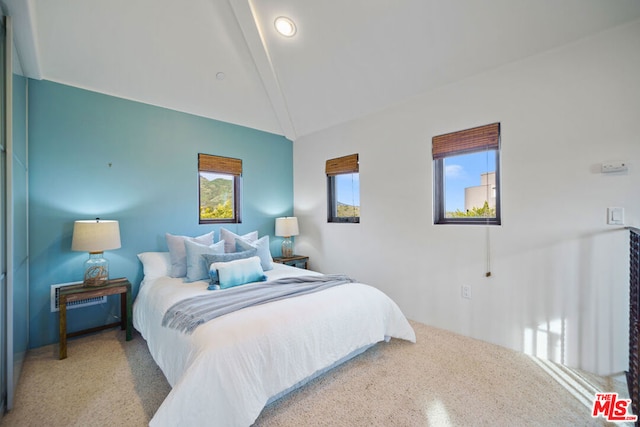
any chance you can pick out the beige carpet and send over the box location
[0,320,628,426]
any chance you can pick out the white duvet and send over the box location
[133,263,416,427]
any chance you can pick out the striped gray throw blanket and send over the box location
[162,274,353,334]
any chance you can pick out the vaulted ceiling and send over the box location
[5,0,640,141]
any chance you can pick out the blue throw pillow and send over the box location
[211,256,267,289]
[235,235,273,271]
[219,228,258,253]
[202,248,258,286]
[184,239,225,282]
[165,231,214,278]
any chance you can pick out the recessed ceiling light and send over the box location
[274,16,296,37]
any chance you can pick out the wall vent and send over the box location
[50,282,106,312]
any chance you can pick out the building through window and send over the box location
[432,123,501,225]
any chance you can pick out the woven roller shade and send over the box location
[198,153,242,176]
[432,123,500,159]
[326,153,359,176]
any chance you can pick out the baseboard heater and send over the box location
[50,282,106,312]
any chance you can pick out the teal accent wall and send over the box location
[28,80,293,348]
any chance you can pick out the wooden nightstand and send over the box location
[58,277,132,359]
[273,255,309,270]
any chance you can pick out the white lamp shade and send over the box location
[275,217,299,237]
[71,220,121,253]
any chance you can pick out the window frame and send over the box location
[198,153,242,225]
[433,150,501,225]
[432,123,501,226]
[326,154,360,224]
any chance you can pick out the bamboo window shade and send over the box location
[326,154,359,176]
[432,123,500,159]
[198,153,242,176]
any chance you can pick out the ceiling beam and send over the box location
[228,0,297,141]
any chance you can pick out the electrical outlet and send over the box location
[461,284,472,299]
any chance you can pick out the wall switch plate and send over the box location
[601,161,628,173]
[607,207,624,225]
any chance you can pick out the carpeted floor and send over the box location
[0,320,629,426]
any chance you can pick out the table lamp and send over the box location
[275,217,299,258]
[71,219,121,287]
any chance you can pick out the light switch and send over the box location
[607,207,624,225]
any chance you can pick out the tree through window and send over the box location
[198,153,242,224]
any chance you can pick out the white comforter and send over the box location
[133,263,416,426]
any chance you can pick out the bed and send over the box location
[133,249,416,427]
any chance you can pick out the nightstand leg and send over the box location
[120,292,126,331]
[125,285,132,341]
[59,297,67,360]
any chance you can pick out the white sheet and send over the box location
[133,263,416,426]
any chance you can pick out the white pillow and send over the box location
[137,252,171,280]
[219,228,258,253]
[184,239,225,282]
[166,231,214,277]
[236,235,273,271]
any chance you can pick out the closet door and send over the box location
[0,14,7,413]
[8,15,29,410]
[0,15,26,412]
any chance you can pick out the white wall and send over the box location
[293,19,640,375]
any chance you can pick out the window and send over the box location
[432,123,501,225]
[326,153,360,223]
[198,153,242,224]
